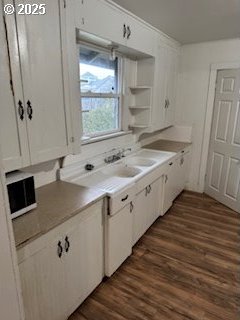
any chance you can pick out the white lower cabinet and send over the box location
[65,210,104,315]
[163,151,191,214]
[105,203,133,277]
[19,238,66,320]
[18,201,104,320]
[132,176,163,246]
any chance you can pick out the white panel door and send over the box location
[15,0,70,164]
[205,69,240,213]
[0,5,29,172]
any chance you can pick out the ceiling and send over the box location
[113,0,240,44]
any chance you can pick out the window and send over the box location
[79,45,122,138]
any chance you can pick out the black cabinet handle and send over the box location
[121,195,129,202]
[165,175,168,183]
[123,24,127,38]
[57,241,63,258]
[27,100,33,120]
[165,99,168,109]
[169,162,173,166]
[148,185,152,193]
[145,187,148,196]
[130,201,134,213]
[127,25,131,39]
[65,236,70,253]
[18,100,24,120]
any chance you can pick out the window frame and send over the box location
[79,43,123,139]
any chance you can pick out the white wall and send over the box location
[175,38,240,192]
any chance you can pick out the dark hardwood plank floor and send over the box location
[69,191,240,320]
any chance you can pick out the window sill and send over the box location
[81,131,132,145]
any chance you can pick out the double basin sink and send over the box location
[70,149,176,195]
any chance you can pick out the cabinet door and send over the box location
[76,0,126,46]
[147,176,164,226]
[126,15,155,56]
[15,0,71,164]
[106,204,132,276]
[19,238,67,320]
[176,152,191,196]
[132,188,148,245]
[165,48,179,127]
[162,162,177,215]
[65,209,104,314]
[152,43,168,131]
[0,8,29,172]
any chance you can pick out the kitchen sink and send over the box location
[101,164,142,178]
[124,156,156,167]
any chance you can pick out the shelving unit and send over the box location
[128,86,152,130]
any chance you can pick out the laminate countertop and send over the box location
[13,181,106,249]
[144,139,192,153]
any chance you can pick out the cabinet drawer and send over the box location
[109,185,136,216]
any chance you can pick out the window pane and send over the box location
[80,46,118,94]
[82,98,119,136]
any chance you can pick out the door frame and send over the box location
[198,61,240,192]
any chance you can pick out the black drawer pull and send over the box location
[121,195,129,202]
[18,100,24,120]
[65,236,70,253]
[130,201,134,213]
[57,241,63,258]
[123,24,127,38]
[169,162,173,166]
[27,100,33,120]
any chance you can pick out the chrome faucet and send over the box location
[104,148,132,164]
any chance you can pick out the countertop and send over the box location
[144,139,192,153]
[13,181,106,249]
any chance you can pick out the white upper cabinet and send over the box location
[125,15,156,57]
[164,47,179,127]
[14,0,71,164]
[152,41,179,131]
[1,0,77,171]
[75,0,155,56]
[0,7,29,172]
[75,0,126,46]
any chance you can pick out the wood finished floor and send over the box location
[69,191,240,320]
